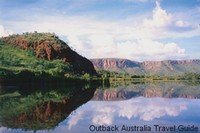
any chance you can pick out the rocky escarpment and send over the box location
[91,58,140,69]
[91,58,200,75]
[1,32,97,75]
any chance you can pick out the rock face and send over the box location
[1,33,97,75]
[91,58,140,69]
[91,58,200,75]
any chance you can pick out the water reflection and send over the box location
[63,97,200,133]
[0,83,97,131]
[93,82,200,100]
[1,82,200,133]
[68,97,188,127]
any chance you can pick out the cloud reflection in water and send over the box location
[67,97,188,129]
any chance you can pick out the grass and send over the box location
[0,43,74,78]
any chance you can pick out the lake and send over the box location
[1,82,200,133]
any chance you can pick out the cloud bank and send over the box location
[1,1,199,61]
[0,24,12,37]
[67,97,188,129]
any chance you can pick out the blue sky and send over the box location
[0,0,200,61]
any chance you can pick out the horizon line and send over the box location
[89,58,200,62]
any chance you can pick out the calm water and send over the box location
[1,82,200,133]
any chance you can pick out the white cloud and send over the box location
[0,24,12,37]
[66,97,188,128]
[68,112,84,130]
[92,106,115,125]
[115,40,185,61]
[4,1,198,61]
[0,127,7,133]
[175,20,188,27]
[143,1,195,35]
[143,1,172,28]
[117,97,187,121]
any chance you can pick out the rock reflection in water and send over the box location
[93,82,200,100]
[0,85,96,131]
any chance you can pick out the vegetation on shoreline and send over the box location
[0,32,98,81]
[98,70,200,83]
[0,32,200,83]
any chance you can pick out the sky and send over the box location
[0,0,200,61]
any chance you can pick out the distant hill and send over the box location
[0,32,96,79]
[90,58,200,75]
